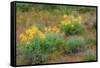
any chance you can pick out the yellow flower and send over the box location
[71,24,74,28]
[61,20,67,25]
[78,16,82,22]
[44,27,48,32]
[61,19,70,25]
[29,33,34,39]
[26,41,30,45]
[31,31,35,35]
[69,15,74,19]
[64,14,67,18]
[44,26,52,32]
[45,26,60,33]
[19,33,27,41]
[25,26,38,35]
[25,29,32,34]
[55,27,60,33]
[75,16,82,23]
[41,34,45,39]
[39,31,45,39]
[31,26,38,32]
[48,27,51,32]
[52,26,56,31]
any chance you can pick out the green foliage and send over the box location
[28,35,49,64]
[17,32,65,64]
[64,36,86,54]
[16,2,96,16]
[16,3,32,12]
[17,35,49,64]
[45,32,65,51]
[81,51,96,61]
[61,23,84,35]
[44,32,65,60]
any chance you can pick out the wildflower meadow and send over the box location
[16,3,97,65]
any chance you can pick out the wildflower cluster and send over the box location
[19,26,45,45]
[61,14,82,25]
[60,14,83,35]
[44,26,60,33]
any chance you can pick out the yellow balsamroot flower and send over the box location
[44,27,48,32]
[54,27,60,33]
[29,33,34,39]
[63,14,68,18]
[26,41,30,46]
[31,31,35,35]
[45,26,52,32]
[31,26,38,32]
[40,34,45,39]
[26,26,38,34]
[48,26,52,31]
[48,27,51,32]
[19,33,27,41]
[75,16,82,24]
[61,19,66,25]
[45,26,60,33]
[61,19,70,25]
[25,29,32,34]
[71,24,74,28]
[78,16,82,22]
[39,31,45,39]
[69,15,75,19]
[52,26,57,31]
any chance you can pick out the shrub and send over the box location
[64,36,86,54]
[17,34,49,64]
[44,32,65,60]
[60,14,84,35]
[18,30,65,64]
[81,51,96,61]
[61,23,83,35]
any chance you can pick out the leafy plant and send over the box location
[17,31,65,64]
[60,14,84,35]
[17,34,49,64]
[44,32,65,60]
[64,36,86,54]
[61,23,83,35]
